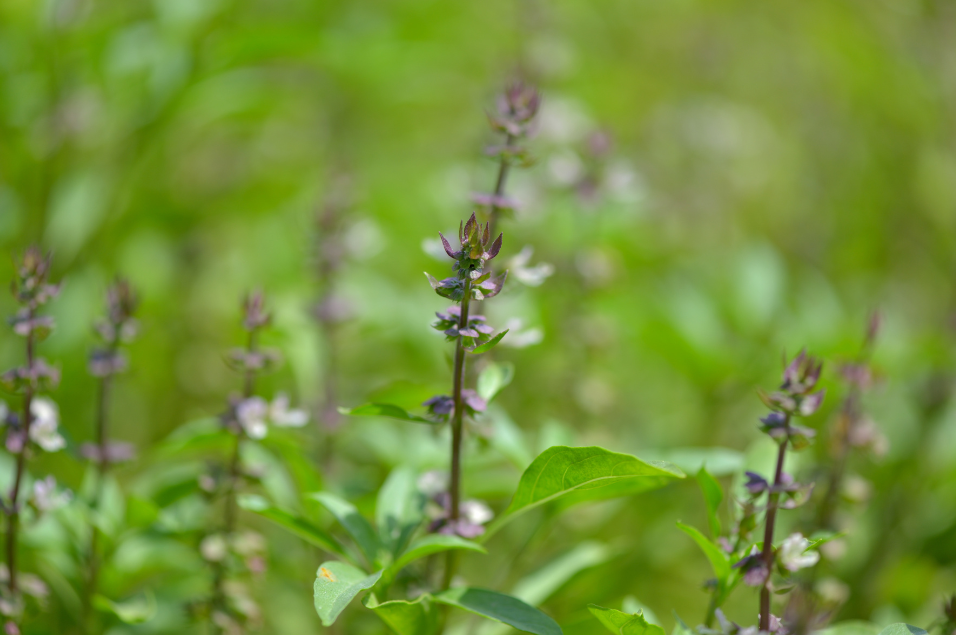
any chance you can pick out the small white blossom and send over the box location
[778,533,820,572]
[236,397,268,440]
[417,470,448,496]
[201,534,228,562]
[29,398,65,452]
[32,476,72,513]
[269,393,308,428]
[461,500,493,526]
[509,246,554,287]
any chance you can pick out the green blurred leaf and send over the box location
[237,494,352,562]
[340,403,436,424]
[477,362,515,402]
[364,593,439,635]
[93,592,156,624]
[313,561,383,626]
[696,467,723,538]
[376,466,425,556]
[310,492,384,566]
[510,541,613,606]
[434,588,562,635]
[819,622,882,635]
[485,446,684,539]
[676,522,736,604]
[589,605,666,635]
[877,626,927,635]
[470,330,509,354]
[390,534,486,575]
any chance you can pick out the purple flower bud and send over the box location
[423,395,454,416]
[458,328,480,338]
[798,390,826,416]
[438,232,457,259]
[744,471,769,495]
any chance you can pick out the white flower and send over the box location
[32,476,72,513]
[778,533,820,572]
[461,500,493,526]
[236,397,268,440]
[29,398,65,452]
[417,470,447,496]
[269,393,308,428]
[201,534,228,562]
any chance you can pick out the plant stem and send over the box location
[486,133,514,236]
[442,279,473,590]
[6,310,36,602]
[759,415,790,631]
[84,338,120,632]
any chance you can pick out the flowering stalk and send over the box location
[748,352,825,631]
[82,279,139,630]
[474,82,540,235]
[204,292,309,634]
[425,214,507,588]
[1,247,63,633]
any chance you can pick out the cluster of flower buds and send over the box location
[225,393,309,440]
[225,292,282,376]
[89,278,139,378]
[422,390,487,422]
[431,305,501,352]
[733,532,821,589]
[759,351,826,419]
[700,609,786,635]
[2,249,60,396]
[418,471,493,538]
[472,82,541,214]
[426,213,506,302]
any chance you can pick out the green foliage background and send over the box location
[1,0,955,632]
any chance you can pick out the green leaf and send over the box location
[469,330,509,354]
[877,626,928,635]
[310,492,384,566]
[237,494,352,562]
[484,446,684,539]
[365,593,439,635]
[641,447,744,477]
[589,605,666,635]
[696,467,723,538]
[93,592,156,624]
[676,522,731,583]
[477,362,515,402]
[391,534,486,575]
[434,588,562,635]
[339,403,436,424]
[376,466,425,557]
[818,622,882,635]
[313,561,383,626]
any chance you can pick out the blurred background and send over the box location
[2,0,956,632]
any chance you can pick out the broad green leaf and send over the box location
[390,534,486,575]
[93,592,156,624]
[484,446,684,539]
[676,522,731,583]
[339,403,436,424]
[310,492,384,566]
[434,588,562,635]
[376,466,425,556]
[364,593,439,635]
[589,605,666,635]
[237,495,352,562]
[621,598,659,628]
[313,561,383,626]
[877,626,928,635]
[470,330,510,354]
[477,362,515,402]
[696,467,723,538]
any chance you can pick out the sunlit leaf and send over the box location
[676,522,731,582]
[93,592,156,624]
[313,561,382,626]
[877,625,927,635]
[434,588,562,635]
[484,446,684,539]
[589,605,666,635]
